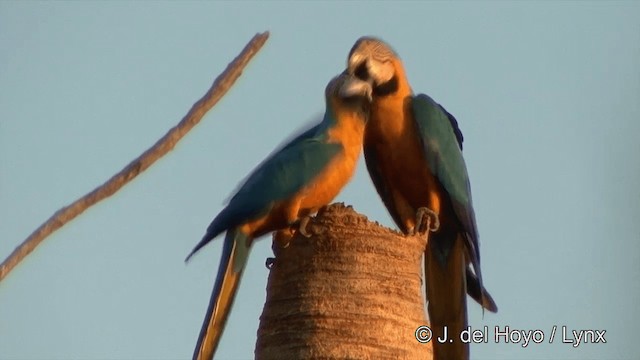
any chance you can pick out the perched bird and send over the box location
[346,37,497,360]
[185,72,372,360]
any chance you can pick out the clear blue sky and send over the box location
[1,2,638,359]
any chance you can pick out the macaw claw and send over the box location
[414,207,440,234]
[273,229,293,249]
[297,215,312,237]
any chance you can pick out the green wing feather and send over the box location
[411,94,481,275]
[187,113,341,259]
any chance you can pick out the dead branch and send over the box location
[0,31,270,283]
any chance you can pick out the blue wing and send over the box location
[410,94,480,271]
[188,116,341,257]
[224,129,339,225]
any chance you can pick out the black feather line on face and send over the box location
[339,95,363,107]
[373,76,399,96]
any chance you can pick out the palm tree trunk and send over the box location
[256,203,433,359]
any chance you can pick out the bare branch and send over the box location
[0,31,270,283]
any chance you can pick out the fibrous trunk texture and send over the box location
[256,203,432,359]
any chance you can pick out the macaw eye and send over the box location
[354,62,369,81]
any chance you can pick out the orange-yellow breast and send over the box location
[240,111,365,239]
[298,110,365,212]
[365,89,444,231]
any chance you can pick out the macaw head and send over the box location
[325,72,373,120]
[346,37,409,97]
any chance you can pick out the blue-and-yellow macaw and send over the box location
[185,73,372,360]
[346,37,497,360]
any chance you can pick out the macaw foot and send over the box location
[265,257,276,269]
[272,215,313,254]
[274,229,294,249]
[414,207,440,234]
[296,215,313,238]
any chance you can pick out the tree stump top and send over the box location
[256,203,432,360]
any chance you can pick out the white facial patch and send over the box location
[366,59,395,85]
